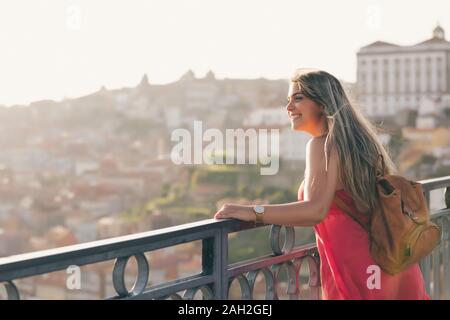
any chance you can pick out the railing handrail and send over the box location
[0,218,261,282]
[419,175,450,192]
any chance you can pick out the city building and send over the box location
[357,24,450,117]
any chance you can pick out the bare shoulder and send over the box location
[306,137,326,170]
[305,136,340,187]
[306,136,338,167]
[302,136,340,216]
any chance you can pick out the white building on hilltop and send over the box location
[356,24,450,117]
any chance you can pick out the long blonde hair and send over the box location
[290,68,397,215]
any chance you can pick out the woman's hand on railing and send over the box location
[214,203,255,222]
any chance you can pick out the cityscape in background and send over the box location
[1,25,450,299]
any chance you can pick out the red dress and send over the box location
[299,187,430,300]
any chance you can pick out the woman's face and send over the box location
[285,82,326,136]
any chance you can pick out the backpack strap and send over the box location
[376,153,385,178]
[333,193,371,233]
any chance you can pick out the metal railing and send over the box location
[419,176,450,299]
[0,218,319,300]
[0,175,449,300]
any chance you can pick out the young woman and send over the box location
[213,68,430,300]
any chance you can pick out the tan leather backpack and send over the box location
[333,154,442,275]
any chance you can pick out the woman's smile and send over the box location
[289,113,303,121]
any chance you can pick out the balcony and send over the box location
[1,176,449,300]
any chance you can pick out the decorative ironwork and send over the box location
[1,281,20,300]
[183,285,214,300]
[270,225,295,255]
[112,253,149,297]
[247,267,275,300]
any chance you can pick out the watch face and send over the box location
[254,205,264,214]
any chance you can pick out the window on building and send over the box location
[359,72,366,94]
[405,58,410,93]
[426,57,431,92]
[395,58,400,93]
[372,60,378,94]
[437,57,443,92]
[383,59,389,93]
[415,57,421,93]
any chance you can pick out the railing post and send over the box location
[216,228,229,299]
[420,255,431,297]
[445,187,450,209]
[444,187,450,299]
[424,189,430,212]
[202,227,229,299]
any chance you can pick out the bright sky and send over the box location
[0,0,449,106]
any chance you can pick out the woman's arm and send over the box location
[258,138,339,226]
[298,178,305,201]
[253,197,325,227]
[214,138,339,227]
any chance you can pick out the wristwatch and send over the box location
[253,205,265,224]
